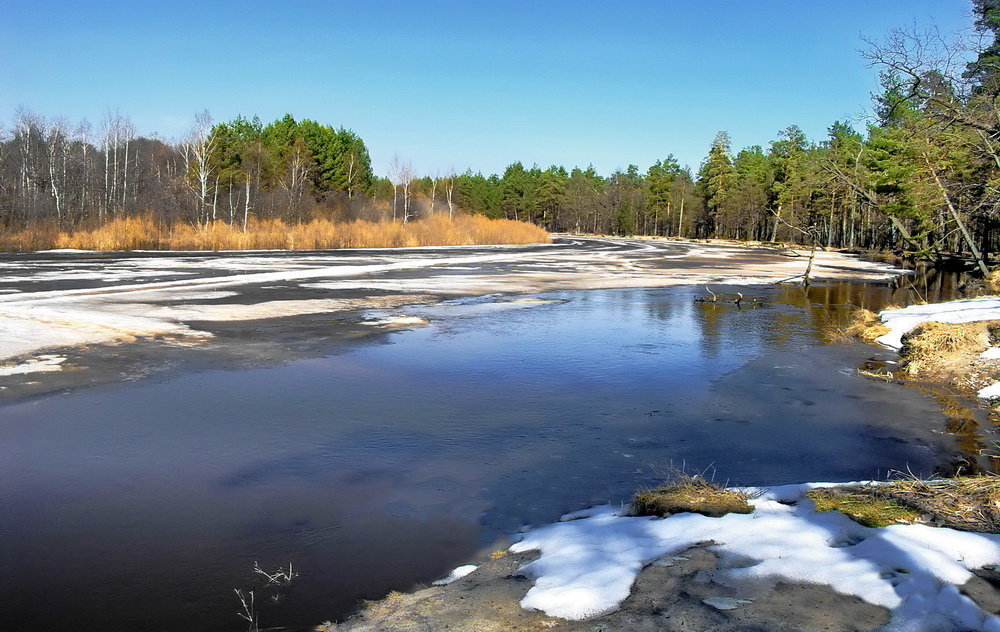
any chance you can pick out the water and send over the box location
[0,279,990,632]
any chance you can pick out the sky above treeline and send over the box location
[0,1,976,178]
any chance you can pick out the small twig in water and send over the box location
[235,589,258,632]
[254,561,298,585]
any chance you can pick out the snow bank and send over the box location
[979,383,1000,400]
[877,297,1000,350]
[509,484,1000,630]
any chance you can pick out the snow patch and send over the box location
[979,382,1000,400]
[432,565,478,586]
[363,316,428,327]
[982,347,1000,360]
[0,354,66,376]
[877,297,1000,349]
[508,484,1000,630]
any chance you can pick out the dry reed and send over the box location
[0,214,550,252]
[899,321,989,378]
[844,308,891,343]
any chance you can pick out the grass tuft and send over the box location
[899,321,990,378]
[806,487,921,528]
[631,473,754,518]
[808,476,1000,533]
[844,308,890,343]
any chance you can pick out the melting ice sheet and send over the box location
[509,484,1000,630]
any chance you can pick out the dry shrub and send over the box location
[899,321,989,379]
[631,474,753,518]
[0,223,61,251]
[844,308,890,343]
[20,213,551,252]
[56,215,164,250]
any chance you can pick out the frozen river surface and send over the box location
[0,239,980,631]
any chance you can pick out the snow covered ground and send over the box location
[495,483,1000,631]
[877,298,1000,350]
[0,237,903,369]
[875,297,1000,399]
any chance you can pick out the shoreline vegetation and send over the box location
[846,286,1000,404]
[0,214,550,251]
[325,475,1000,632]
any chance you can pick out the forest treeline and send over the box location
[3,0,1000,263]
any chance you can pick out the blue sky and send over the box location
[0,1,975,177]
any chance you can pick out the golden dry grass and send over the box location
[631,474,754,518]
[809,477,1000,533]
[899,321,989,378]
[0,214,550,252]
[986,270,1000,293]
[806,487,922,528]
[844,308,891,343]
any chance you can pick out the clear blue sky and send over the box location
[0,1,975,177]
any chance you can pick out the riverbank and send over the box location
[851,293,1000,404]
[321,481,1000,632]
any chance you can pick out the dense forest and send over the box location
[3,1,1000,266]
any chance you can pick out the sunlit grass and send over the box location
[0,214,551,251]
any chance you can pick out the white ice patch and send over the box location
[432,564,478,585]
[363,316,428,327]
[0,354,66,376]
[982,347,1000,360]
[10,270,195,282]
[979,382,1000,400]
[0,238,909,362]
[508,484,1000,630]
[877,297,1000,349]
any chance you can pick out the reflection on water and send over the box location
[0,274,993,632]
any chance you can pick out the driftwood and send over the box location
[694,286,765,307]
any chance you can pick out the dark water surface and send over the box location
[0,280,992,632]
